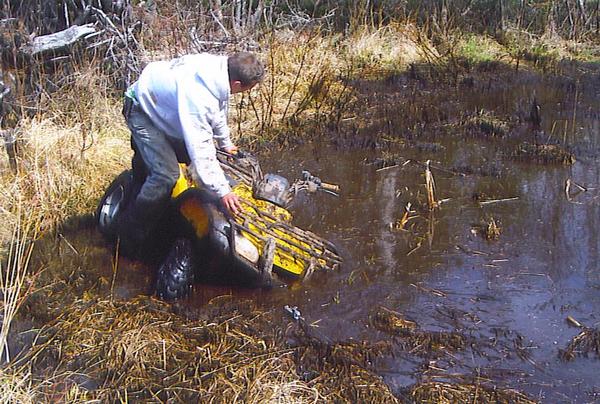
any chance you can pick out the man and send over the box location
[119,52,264,251]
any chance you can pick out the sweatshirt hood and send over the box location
[195,54,230,102]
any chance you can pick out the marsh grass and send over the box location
[372,308,467,356]
[408,381,537,404]
[0,202,39,362]
[15,295,397,402]
[0,368,34,404]
[0,203,41,403]
[560,327,600,361]
[457,34,506,65]
[511,142,576,165]
[461,110,511,139]
[0,72,130,244]
[343,23,423,76]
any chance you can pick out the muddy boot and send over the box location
[116,210,150,259]
[117,203,156,258]
[119,190,171,259]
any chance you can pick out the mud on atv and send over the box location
[96,151,342,300]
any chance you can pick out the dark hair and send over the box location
[227,52,265,86]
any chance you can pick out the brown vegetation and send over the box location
[372,308,468,356]
[511,142,576,165]
[11,296,397,402]
[560,327,600,361]
[407,381,537,404]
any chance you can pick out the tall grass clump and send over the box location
[0,202,39,404]
[230,23,424,143]
[457,34,506,65]
[342,23,422,76]
[0,202,39,362]
[231,30,349,143]
[0,65,130,242]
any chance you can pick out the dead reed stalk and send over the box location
[424,160,438,210]
[0,202,39,362]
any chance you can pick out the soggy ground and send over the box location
[16,61,600,402]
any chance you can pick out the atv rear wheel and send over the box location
[96,170,134,241]
[156,238,195,300]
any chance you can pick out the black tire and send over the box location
[156,238,195,300]
[96,170,134,241]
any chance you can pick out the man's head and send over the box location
[228,52,264,94]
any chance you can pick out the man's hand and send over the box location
[223,145,238,155]
[221,192,242,216]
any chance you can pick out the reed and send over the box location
[0,201,39,362]
[424,160,438,210]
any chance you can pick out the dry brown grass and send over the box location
[409,381,537,404]
[13,295,399,402]
[22,296,311,402]
[0,84,130,245]
[560,327,600,361]
[343,23,423,76]
[0,368,35,404]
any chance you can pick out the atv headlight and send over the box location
[234,232,259,264]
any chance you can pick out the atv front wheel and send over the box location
[96,170,134,241]
[156,238,195,300]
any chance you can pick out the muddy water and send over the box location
[249,67,600,401]
[22,64,600,401]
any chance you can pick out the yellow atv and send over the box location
[96,151,342,299]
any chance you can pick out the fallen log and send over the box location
[22,23,97,58]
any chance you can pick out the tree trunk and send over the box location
[545,0,559,39]
[499,0,506,33]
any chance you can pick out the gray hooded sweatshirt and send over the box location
[131,53,233,198]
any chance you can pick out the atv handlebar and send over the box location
[217,150,340,198]
[297,170,340,196]
[320,182,340,193]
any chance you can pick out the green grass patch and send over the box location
[457,34,504,64]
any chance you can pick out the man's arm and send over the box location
[177,88,241,214]
[178,92,230,195]
[210,105,235,150]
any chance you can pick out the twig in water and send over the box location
[566,316,583,328]
[58,233,79,255]
[478,197,519,206]
[393,202,413,231]
[410,283,447,298]
[111,239,120,302]
[376,164,399,173]
[565,178,595,203]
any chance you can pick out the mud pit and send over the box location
[14,61,600,402]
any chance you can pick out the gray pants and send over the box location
[121,99,187,239]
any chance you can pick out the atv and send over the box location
[96,151,342,300]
